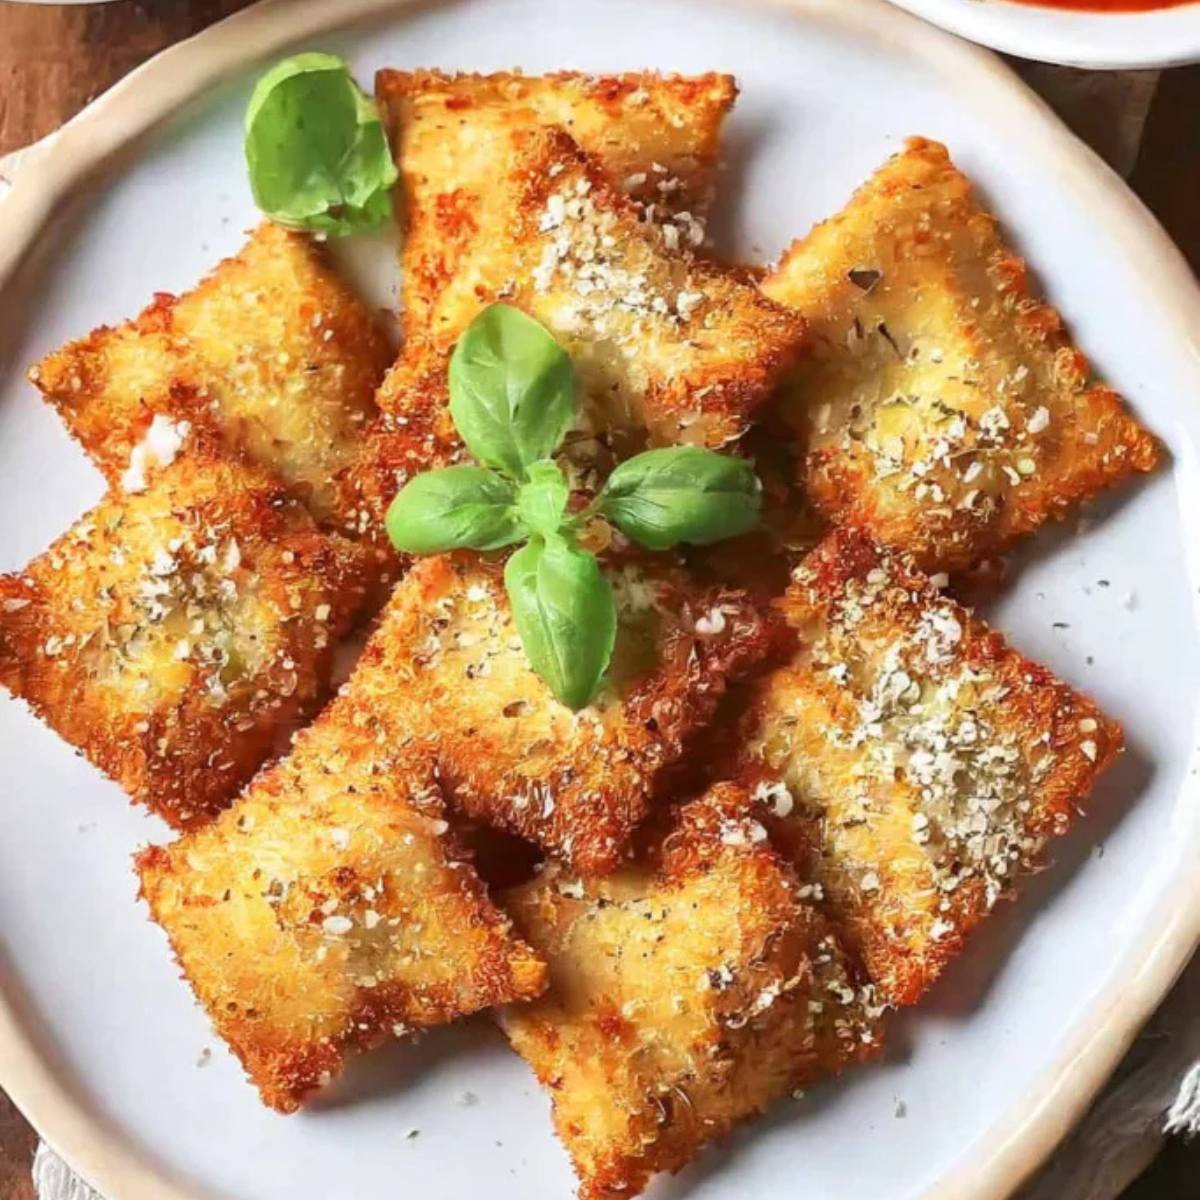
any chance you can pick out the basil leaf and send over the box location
[599,446,762,550]
[245,52,398,236]
[516,461,570,537]
[385,466,525,554]
[504,535,615,711]
[449,305,576,480]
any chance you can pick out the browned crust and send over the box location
[501,783,883,1200]
[736,525,1123,1004]
[505,126,808,448]
[0,451,371,828]
[763,136,1160,572]
[137,702,545,1112]
[328,354,460,586]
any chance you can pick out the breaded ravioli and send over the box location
[137,706,545,1113]
[0,451,369,828]
[737,527,1122,1005]
[375,128,806,459]
[330,359,461,573]
[512,128,806,450]
[762,138,1159,572]
[376,69,736,346]
[30,221,392,525]
[500,784,884,1200]
[351,128,808,560]
[351,552,776,875]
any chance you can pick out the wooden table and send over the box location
[0,2,1197,1198]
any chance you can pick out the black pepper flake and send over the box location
[877,322,903,360]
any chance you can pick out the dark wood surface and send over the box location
[0,2,1196,1197]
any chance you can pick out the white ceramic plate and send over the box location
[1,2,1199,1199]
[883,0,1200,69]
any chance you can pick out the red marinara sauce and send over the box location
[1013,0,1193,9]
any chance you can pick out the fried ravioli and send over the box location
[0,451,369,828]
[329,360,460,574]
[351,128,807,561]
[515,128,807,450]
[352,552,775,875]
[377,69,736,346]
[737,526,1122,1004]
[137,704,545,1113]
[500,784,884,1200]
[30,221,392,525]
[762,137,1159,572]
[376,128,805,456]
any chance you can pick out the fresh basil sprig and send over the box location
[449,304,576,479]
[598,446,762,551]
[245,52,397,236]
[385,466,525,554]
[385,303,762,710]
[505,535,617,712]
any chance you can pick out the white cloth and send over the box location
[1020,961,1200,1199]
[6,60,1194,1200]
[31,1144,102,1200]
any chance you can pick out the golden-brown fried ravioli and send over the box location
[377,128,805,458]
[737,526,1123,1004]
[350,127,807,564]
[0,451,370,827]
[501,783,884,1200]
[762,137,1159,572]
[376,69,736,346]
[137,702,545,1113]
[349,552,776,875]
[30,222,392,525]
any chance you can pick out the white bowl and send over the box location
[884,0,1200,67]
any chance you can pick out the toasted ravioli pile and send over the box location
[31,221,392,526]
[736,527,1122,1004]
[762,137,1159,571]
[0,451,368,827]
[3,62,1163,1200]
[377,69,736,348]
[348,553,775,874]
[137,691,545,1112]
[356,122,805,572]
[502,784,884,1200]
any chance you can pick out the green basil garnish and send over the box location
[449,304,576,480]
[504,535,616,711]
[517,461,570,537]
[385,465,525,554]
[384,306,762,710]
[598,446,762,550]
[244,52,397,236]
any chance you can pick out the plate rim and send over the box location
[1,0,1199,1198]
[881,0,1200,70]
